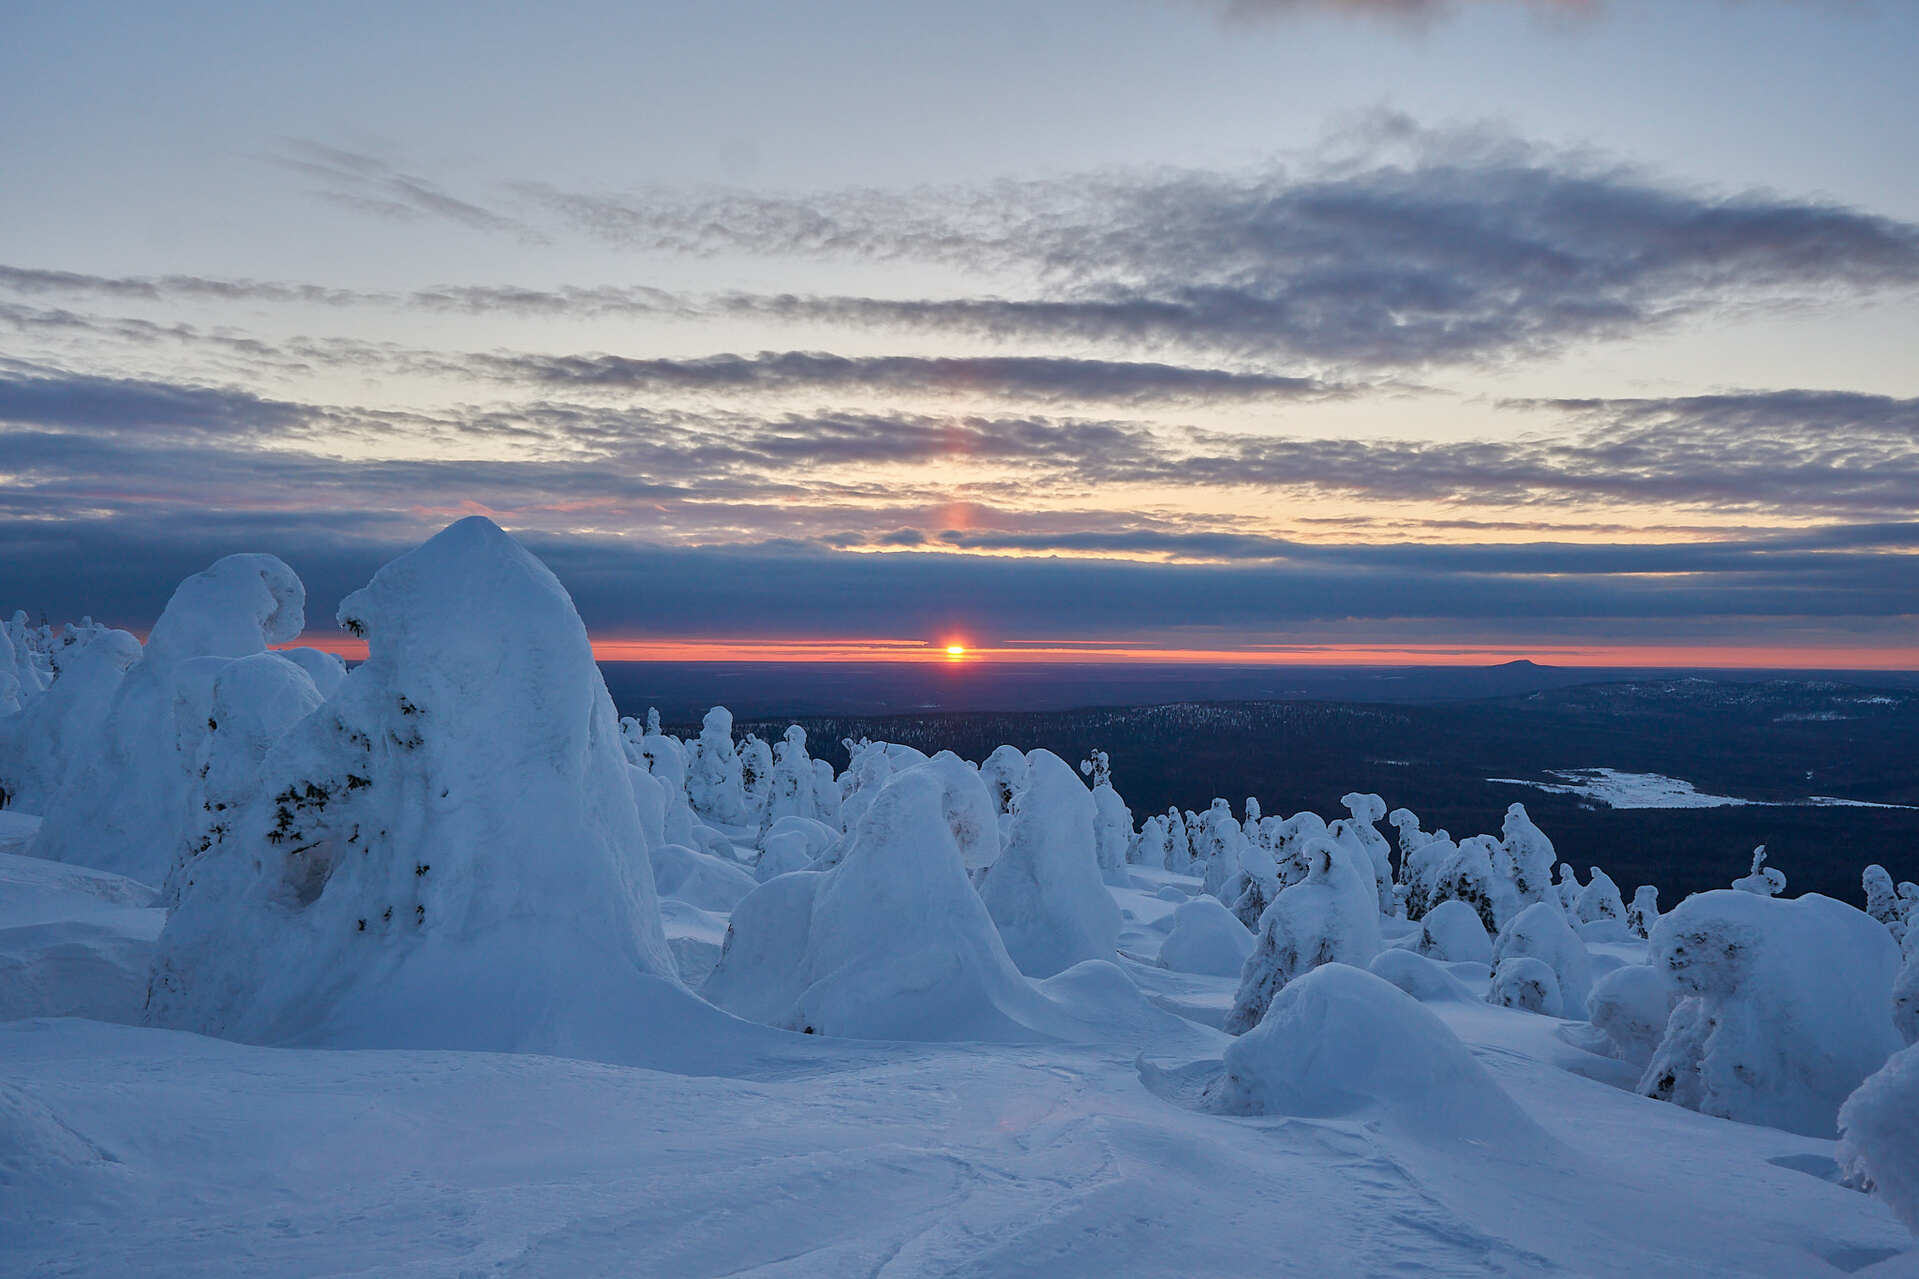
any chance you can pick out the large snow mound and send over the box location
[1641,889,1903,1137]
[146,518,685,1059]
[0,850,163,1023]
[1159,896,1255,977]
[1207,964,1550,1151]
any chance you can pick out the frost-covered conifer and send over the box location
[1587,964,1674,1067]
[1196,798,1248,900]
[1492,901,1592,1014]
[0,624,141,815]
[31,553,306,883]
[763,725,817,829]
[147,518,679,1055]
[1411,898,1493,967]
[1839,1043,1919,1238]
[1135,813,1171,869]
[1576,867,1627,924]
[1731,845,1786,896]
[1165,806,1194,873]
[1079,749,1132,883]
[1489,956,1563,1017]
[1426,835,1509,935]
[687,707,748,825]
[1498,802,1557,908]
[737,732,774,824]
[1640,889,1901,1136]
[1224,838,1382,1034]
[1894,943,1918,1046]
[1626,885,1660,939]
[1552,863,1583,914]
[1340,792,1394,914]
[1863,865,1901,934]
[979,749,1119,977]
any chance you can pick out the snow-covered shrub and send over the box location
[1492,901,1592,1015]
[1639,889,1903,1137]
[1863,864,1902,939]
[1731,845,1785,896]
[810,757,843,831]
[687,707,747,824]
[147,518,679,1056]
[31,553,306,883]
[1575,866,1627,925]
[1224,838,1382,1034]
[1207,964,1547,1149]
[1422,835,1511,935]
[979,749,1119,977]
[1586,964,1674,1068]
[1489,956,1564,1017]
[1626,885,1660,940]
[1839,1043,1919,1237]
[704,761,1041,1040]
[1411,898,1493,967]
[1158,896,1254,977]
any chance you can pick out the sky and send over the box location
[4,0,1919,666]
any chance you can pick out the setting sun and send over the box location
[945,643,967,657]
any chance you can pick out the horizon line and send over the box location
[276,635,1919,671]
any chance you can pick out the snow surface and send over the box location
[1492,768,1919,811]
[7,516,1919,1273]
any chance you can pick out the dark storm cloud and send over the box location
[0,371,311,436]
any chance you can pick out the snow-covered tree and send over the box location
[1587,964,1675,1068]
[1640,888,1902,1136]
[978,749,1119,978]
[737,732,774,824]
[1196,798,1248,900]
[30,553,306,883]
[1551,862,1583,914]
[1489,956,1563,1017]
[1165,806,1194,873]
[1078,749,1132,884]
[1339,791,1394,914]
[1491,901,1592,1015]
[147,518,681,1056]
[1224,838,1381,1034]
[1864,864,1902,936]
[1839,1043,1919,1238]
[1626,885,1661,939]
[1575,866,1627,925]
[761,725,816,830]
[1410,898,1493,967]
[1731,845,1786,896]
[687,707,747,825]
[1498,802,1557,909]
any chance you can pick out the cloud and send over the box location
[465,350,1334,405]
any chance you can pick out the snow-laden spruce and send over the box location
[1224,836,1381,1034]
[1490,901,1592,1016]
[1639,888,1902,1137]
[1407,898,1493,967]
[30,554,306,884]
[1839,1042,1919,1238]
[147,518,682,1056]
[1586,963,1674,1068]
[0,624,141,815]
[1080,750,1134,885]
[979,749,1120,977]
[704,761,1046,1040]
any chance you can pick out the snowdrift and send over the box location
[1207,964,1551,1151]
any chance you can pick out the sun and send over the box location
[945,644,967,657]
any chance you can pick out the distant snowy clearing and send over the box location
[1490,769,1918,811]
